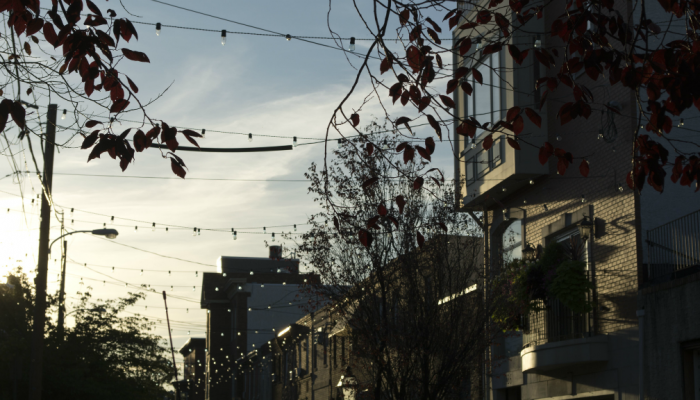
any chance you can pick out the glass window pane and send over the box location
[477,150,489,177]
[477,61,491,126]
[492,53,501,123]
[493,138,501,164]
[503,220,522,262]
[466,157,474,182]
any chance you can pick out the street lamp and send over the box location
[578,216,594,241]
[52,228,119,342]
[49,228,119,253]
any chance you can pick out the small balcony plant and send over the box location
[492,242,594,331]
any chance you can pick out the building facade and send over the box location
[451,1,700,399]
[200,246,323,400]
[177,337,207,400]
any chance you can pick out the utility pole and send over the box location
[163,291,181,400]
[56,217,67,341]
[28,104,57,400]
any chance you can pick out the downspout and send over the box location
[483,207,490,400]
[636,308,645,400]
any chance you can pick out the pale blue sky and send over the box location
[0,0,457,371]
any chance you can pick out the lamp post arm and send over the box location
[49,231,92,254]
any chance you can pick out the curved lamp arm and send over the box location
[49,229,119,254]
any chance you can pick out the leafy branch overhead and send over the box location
[2,0,200,178]
[336,0,700,195]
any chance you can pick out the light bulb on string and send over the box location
[61,109,66,120]
[470,142,476,149]
[110,216,114,224]
[135,226,138,232]
[349,37,356,52]
[193,286,196,291]
[171,286,173,291]
[112,267,114,273]
[198,228,201,236]
[248,133,253,142]
[168,270,171,276]
[70,208,74,215]
[166,227,169,233]
[140,269,143,275]
[285,34,291,41]
[581,194,586,203]
[103,223,106,228]
[272,233,275,242]
[193,228,197,236]
[293,136,297,147]
[294,224,297,232]
[156,22,161,35]
[201,129,206,137]
[103,281,105,286]
[152,223,156,232]
[233,230,237,240]
[263,227,266,234]
[221,30,227,45]
[195,271,198,277]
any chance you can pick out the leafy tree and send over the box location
[0,269,174,400]
[294,121,498,400]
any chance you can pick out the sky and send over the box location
[0,0,457,374]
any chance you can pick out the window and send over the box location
[463,51,503,139]
[502,220,522,263]
[464,137,504,184]
[682,340,700,399]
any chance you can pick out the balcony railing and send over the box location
[645,209,700,284]
[522,271,593,349]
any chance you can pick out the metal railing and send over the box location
[645,209,700,284]
[522,271,593,349]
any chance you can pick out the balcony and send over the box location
[644,209,700,285]
[520,296,604,372]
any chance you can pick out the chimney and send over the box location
[269,246,282,260]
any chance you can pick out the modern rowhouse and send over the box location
[176,337,207,400]
[452,1,699,400]
[200,246,322,400]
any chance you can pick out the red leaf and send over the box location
[482,134,493,150]
[425,137,435,154]
[110,99,130,114]
[387,216,399,228]
[121,49,150,63]
[507,137,520,150]
[367,216,381,230]
[506,106,521,122]
[406,46,424,73]
[399,9,410,25]
[426,115,442,140]
[378,204,388,216]
[446,79,459,94]
[170,157,187,179]
[380,57,392,74]
[579,159,590,177]
[417,232,425,248]
[350,114,360,127]
[10,102,25,129]
[524,108,542,128]
[181,130,201,148]
[472,68,483,84]
[413,177,424,190]
[396,195,406,214]
[403,146,415,164]
[461,82,473,96]
[333,216,340,230]
[358,229,373,247]
[513,115,524,135]
[133,130,147,152]
[146,126,161,140]
[85,120,102,128]
[43,23,58,47]
[366,143,374,156]
[418,96,431,112]
[86,0,103,17]
[494,13,510,36]
[539,142,553,165]
[81,131,99,149]
[439,95,455,108]
[363,177,379,189]
[126,76,138,93]
[416,145,431,161]
[26,18,44,36]
[557,157,569,175]
[438,222,448,232]
[459,38,472,56]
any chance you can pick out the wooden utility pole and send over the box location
[28,104,57,400]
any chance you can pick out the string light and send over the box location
[294,224,297,232]
[679,119,684,127]
[169,271,171,276]
[140,269,143,275]
[152,222,156,231]
[156,22,161,35]
[272,232,275,242]
[543,204,548,211]
[70,208,74,215]
[470,142,476,149]
[61,109,66,119]
[293,136,297,147]
[110,216,114,224]
[618,183,624,192]
[534,39,541,48]
[286,34,291,41]
[193,228,197,236]
[349,37,356,52]
[195,271,198,277]
[198,228,201,236]
[193,286,196,291]
[166,227,169,233]
[263,227,266,234]
[529,180,534,185]
[221,30,227,45]
[581,194,586,202]
[248,133,253,142]
[233,230,238,240]
[135,226,138,232]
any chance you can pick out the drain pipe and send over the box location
[636,308,645,400]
